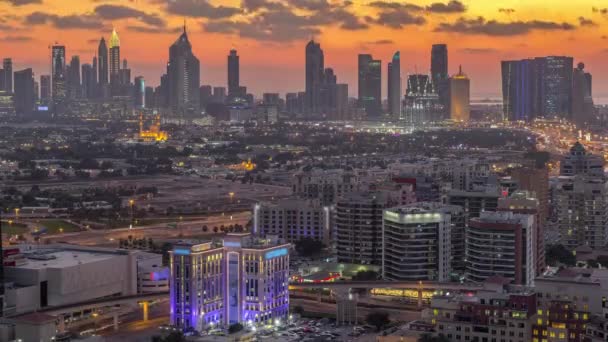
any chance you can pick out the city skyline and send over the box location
[1,0,608,99]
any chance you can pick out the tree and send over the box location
[546,244,576,266]
[352,270,379,281]
[293,305,304,315]
[213,226,219,233]
[151,331,186,342]
[202,225,208,232]
[295,237,324,257]
[418,333,450,342]
[228,323,244,334]
[365,311,390,332]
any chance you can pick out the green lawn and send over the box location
[1,221,28,235]
[38,220,81,234]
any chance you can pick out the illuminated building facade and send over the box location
[402,74,443,125]
[358,54,382,119]
[138,113,168,142]
[449,65,470,122]
[382,203,461,282]
[170,234,290,332]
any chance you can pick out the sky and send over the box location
[1,0,608,100]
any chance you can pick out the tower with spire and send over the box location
[109,28,121,93]
[167,22,200,114]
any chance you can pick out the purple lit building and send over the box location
[170,233,290,331]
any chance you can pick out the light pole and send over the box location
[129,199,135,227]
[14,208,20,221]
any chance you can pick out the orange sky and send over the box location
[1,0,608,99]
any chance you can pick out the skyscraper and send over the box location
[358,54,381,119]
[68,55,80,99]
[13,68,35,116]
[2,58,12,93]
[167,25,200,113]
[305,40,324,116]
[98,37,108,87]
[572,62,594,126]
[501,59,540,122]
[431,44,448,116]
[539,56,573,119]
[387,51,401,118]
[81,63,95,99]
[449,65,470,122]
[134,76,145,108]
[109,29,121,89]
[51,45,66,108]
[227,49,239,97]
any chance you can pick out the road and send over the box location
[41,211,251,246]
[292,298,422,322]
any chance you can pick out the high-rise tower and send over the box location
[167,25,200,113]
[431,44,448,117]
[2,58,12,93]
[358,54,382,119]
[51,45,66,107]
[305,40,324,116]
[227,49,239,97]
[449,65,470,122]
[98,37,108,87]
[109,29,120,87]
[387,51,401,118]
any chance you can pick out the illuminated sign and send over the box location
[173,248,190,255]
[224,241,241,248]
[37,106,49,111]
[265,248,288,260]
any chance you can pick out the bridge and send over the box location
[18,292,170,333]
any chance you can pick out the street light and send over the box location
[14,208,20,221]
[129,199,135,226]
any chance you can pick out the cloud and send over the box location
[25,11,104,29]
[242,0,284,11]
[126,25,183,34]
[435,16,576,36]
[578,16,597,27]
[1,0,41,5]
[368,8,426,28]
[288,0,330,11]
[365,39,394,45]
[498,8,515,14]
[0,35,33,42]
[426,1,466,13]
[94,4,165,27]
[461,47,498,54]
[592,7,608,15]
[87,38,100,44]
[161,0,241,19]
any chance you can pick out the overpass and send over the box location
[22,292,170,333]
[289,280,482,291]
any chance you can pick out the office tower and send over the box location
[358,54,381,119]
[403,74,442,124]
[448,188,499,221]
[167,25,200,113]
[2,58,12,92]
[253,199,333,245]
[560,141,605,177]
[0,68,4,91]
[13,68,35,116]
[501,59,540,122]
[67,55,80,99]
[51,45,66,107]
[335,84,349,120]
[540,56,573,119]
[134,76,145,108]
[227,49,239,97]
[213,87,226,103]
[387,51,401,118]
[98,37,108,87]
[431,44,448,116]
[170,234,290,331]
[109,29,120,88]
[572,62,595,126]
[91,56,97,87]
[40,75,50,102]
[199,85,212,109]
[449,65,470,121]
[320,67,336,115]
[293,168,360,205]
[145,87,154,108]
[336,191,397,265]
[305,39,324,115]
[382,203,464,282]
[81,63,94,99]
[465,211,536,285]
